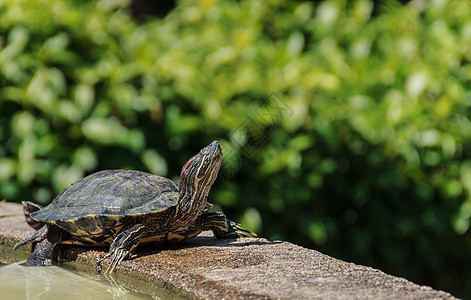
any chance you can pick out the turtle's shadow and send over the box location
[133,236,281,258]
[60,235,280,261]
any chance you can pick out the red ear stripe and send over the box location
[181,155,198,177]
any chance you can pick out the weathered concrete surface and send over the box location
[0,202,456,299]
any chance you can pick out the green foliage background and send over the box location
[1,0,470,297]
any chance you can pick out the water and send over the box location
[0,263,152,299]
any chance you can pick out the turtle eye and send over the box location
[199,146,211,156]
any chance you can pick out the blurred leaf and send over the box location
[141,149,168,176]
[73,147,98,171]
[239,207,262,233]
[81,118,144,151]
[307,221,327,245]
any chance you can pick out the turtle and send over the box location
[14,141,255,273]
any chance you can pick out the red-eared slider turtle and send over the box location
[14,141,255,273]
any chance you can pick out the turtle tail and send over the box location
[22,201,45,230]
[13,225,48,251]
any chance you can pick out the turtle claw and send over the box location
[229,220,257,238]
[102,224,145,274]
[104,248,130,274]
[199,212,257,239]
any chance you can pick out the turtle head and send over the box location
[177,141,222,218]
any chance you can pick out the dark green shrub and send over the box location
[1,0,470,297]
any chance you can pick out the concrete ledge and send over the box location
[0,202,455,299]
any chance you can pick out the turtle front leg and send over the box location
[104,224,146,274]
[197,212,256,239]
[26,225,64,266]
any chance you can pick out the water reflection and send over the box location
[0,263,151,299]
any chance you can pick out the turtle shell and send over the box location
[32,170,179,245]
